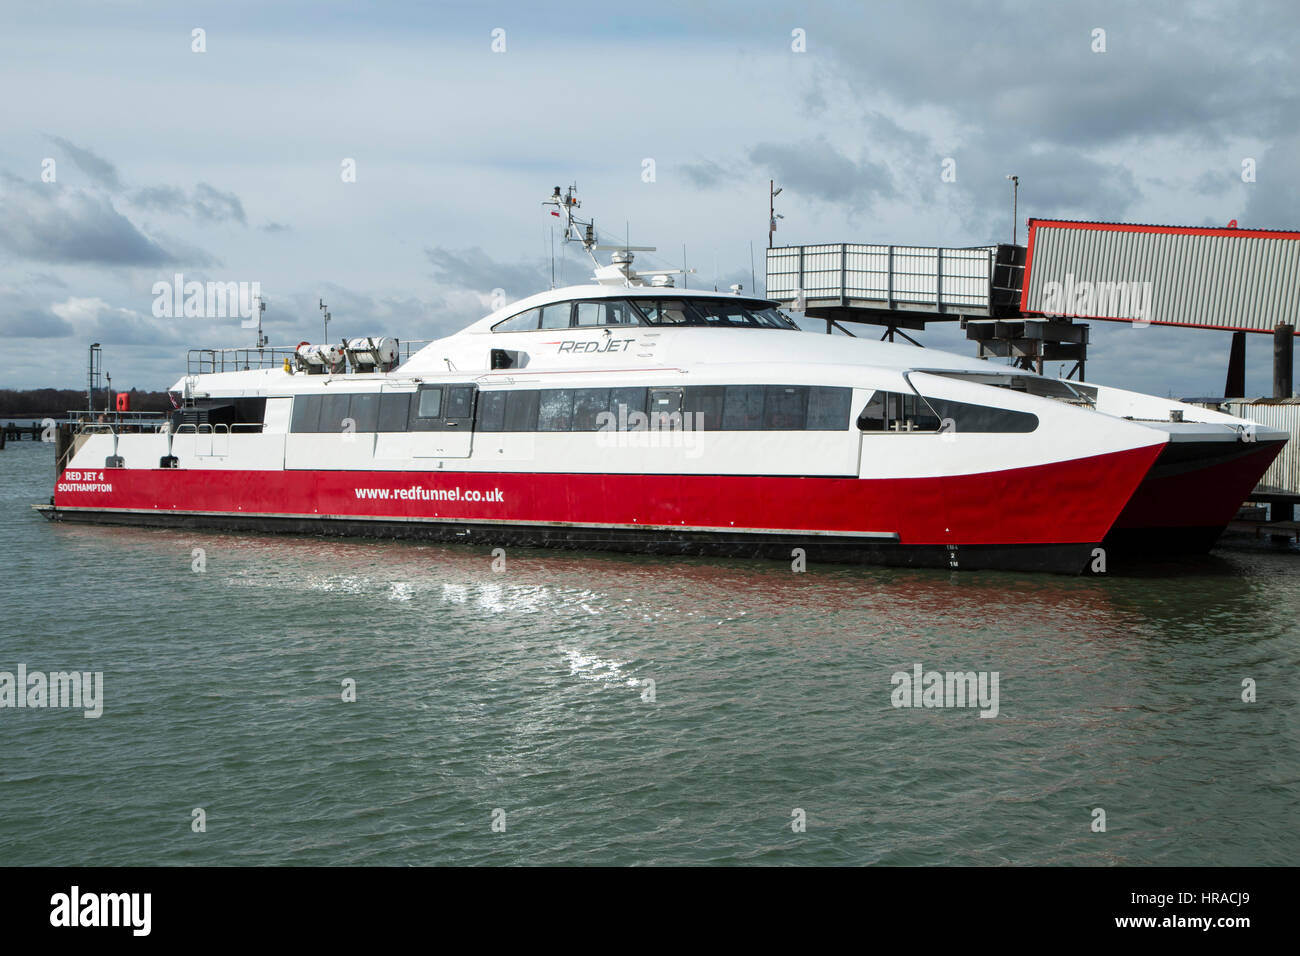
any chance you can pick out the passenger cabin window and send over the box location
[417,387,443,419]
[377,392,412,431]
[445,386,475,421]
[474,385,849,433]
[290,392,406,433]
[856,391,1038,433]
[293,384,852,435]
[409,385,477,431]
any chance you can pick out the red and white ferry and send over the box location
[41,194,1287,573]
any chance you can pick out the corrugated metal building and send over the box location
[1021,220,1300,333]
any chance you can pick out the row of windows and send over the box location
[288,385,1036,435]
[492,297,800,332]
[290,385,480,434]
[289,384,853,434]
[857,391,1039,433]
[476,385,853,432]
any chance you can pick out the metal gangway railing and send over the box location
[186,340,432,376]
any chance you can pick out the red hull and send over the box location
[53,443,1164,547]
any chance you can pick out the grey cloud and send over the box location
[1241,133,1300,229]
[132,185,190,214]
[261,222,292,234]
[25,271,68,289]
[130,183,247,225]
[1193,169,1235,197]
[45,135,122,190]
[679,159,734,190]
[0,305,75,338]
[809,2,1296,150]
[0,175,193,267]
[192,183,247,225]
[424,246,552,302]
[748,137,895,210]
[287,285,471,343]
[90,309,186,347]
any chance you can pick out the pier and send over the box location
[1,420,46,448]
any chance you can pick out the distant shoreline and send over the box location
[0,388,172,419]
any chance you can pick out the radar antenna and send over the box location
[541,183,695,288]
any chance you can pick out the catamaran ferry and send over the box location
[39,191,1287,573]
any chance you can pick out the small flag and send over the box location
[550,210,560,217]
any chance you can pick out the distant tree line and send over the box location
[0,388,172,418]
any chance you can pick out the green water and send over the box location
[1,440,1297,865]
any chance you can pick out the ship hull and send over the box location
[1104,439,1285,556]
[43,444,1169,574]
[38,504,1101,574]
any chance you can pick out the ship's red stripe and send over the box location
[54,444,1166,546]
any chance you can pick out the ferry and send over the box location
[39,190,1288,574]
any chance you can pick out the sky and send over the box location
[1,0,1297,395]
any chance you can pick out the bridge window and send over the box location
[574,300,642,327]
[539,303,573,330]
[492,309,540,332]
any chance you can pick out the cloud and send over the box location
[50,295,185,346]
[424,246,552,302]
[131,183,247,225]
[748,137,896,211]
[45,135,121,190]
[679,159,734,190]
[1241,132,1300,229]
[0,305,74,338]
[192,183,246,225]
[131,185,190,214]
[0,175,192,266]
[261,221,292,234]
[25,271,68,289]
